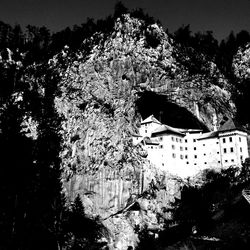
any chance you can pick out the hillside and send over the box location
[50,14,235,248]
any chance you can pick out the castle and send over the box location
[133,115,249,178]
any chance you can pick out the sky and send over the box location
[0,0,250,40]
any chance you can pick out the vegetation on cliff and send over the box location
[135,160,250,249]
[0,44,107,249]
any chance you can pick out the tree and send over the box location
[11,24,24,50]
[135,225,163,250]
[0,100,37,249]
[0,49,70,249]
[236,30,250,49]
[172,163,250,235]
[114,1,128,18]
[0,54,38,249]
[192,31,218,60]
[174,25,192,47]
[64,195,107,250]
[27,64,66,250]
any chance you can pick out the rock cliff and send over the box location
[53,14,235,249]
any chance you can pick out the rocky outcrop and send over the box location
[233,43,250,80]
[53,14,235,249]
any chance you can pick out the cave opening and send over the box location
[136,91,209,131]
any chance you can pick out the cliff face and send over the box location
[54,14,235,249]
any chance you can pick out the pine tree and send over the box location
[27,64,66,250]
[0,70,37,249]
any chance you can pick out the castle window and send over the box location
[218,161,221,163]
[193,139,196,142]
[171,137,174,141]
[194,147,197,150]
[223,138,226,143]
[231,159,234,162]
[159,137,163,141]
[180,155,183,159]
[239,137,241,142]
[160,145,163,149]
[151,146,153,149]
[240,147,242,153]
[204,162,207,164]
[162,163,164,166]
[176,138,179,142]
[194,163,197,165]
[223,148,227,153]
[230,147,234,153]
[225,160,228,163]
[172,145,175,150]
[185,155,188,159]
[229,137,232,142]
[180,146,183,151]
[203,144,205,146]
[216,141,219,144]
[240,155,243,161]
[145,130,147,133]
[186,161,189,164]
[172,153,176,158]
[204,153,206,156]
[180,139,182,143]
[194,155,197,159]
[217,152,219,154]
[185,147,188,150]
[185,139,188,143]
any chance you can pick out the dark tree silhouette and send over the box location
[64,195,107,250]
[114,1,128,18]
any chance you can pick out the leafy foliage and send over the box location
[135,225,163,250]
[172,161,250,233]
[64,195,107,250]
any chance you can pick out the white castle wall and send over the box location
[135,116,249,178]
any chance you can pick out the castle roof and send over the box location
[151,124,185,137]
[198,119,247,140]
[141,115,161,125]
[197,131,219,140]
[179,128,203,134]
[218,118,243,132]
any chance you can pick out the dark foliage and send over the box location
[0,101,36,249]
[170,161,250,246]
[130,8,158,26]
[0,46,68,249]
[135,226,163,250]
[174,25,219,62]
[173,25,250,78]
[64,195,108,250]
[0,25,111,247]
[217,31,250,78]
[114,1,129,18]
[233,78,250,125]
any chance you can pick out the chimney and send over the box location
[212,113,218,131]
